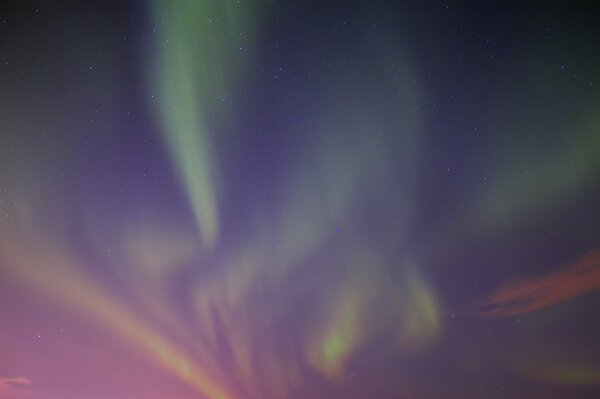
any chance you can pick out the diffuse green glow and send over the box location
[323,335,346,365]
[308,281,365,380]
[401,270,440,347]
[472,102,600,232]
[427,101,600,263]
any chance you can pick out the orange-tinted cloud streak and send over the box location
[0,377,44,399]
[480,250,600,317]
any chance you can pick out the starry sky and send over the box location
[1,1,600,398]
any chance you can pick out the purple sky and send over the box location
[1,1,600,398]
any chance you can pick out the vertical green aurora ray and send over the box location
[150,0,254,247]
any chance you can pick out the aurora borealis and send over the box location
[1,1,600,398]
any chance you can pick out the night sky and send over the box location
[1,1,600,398]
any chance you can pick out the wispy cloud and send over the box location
[0,377,45,399]
[480,250,600,317]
